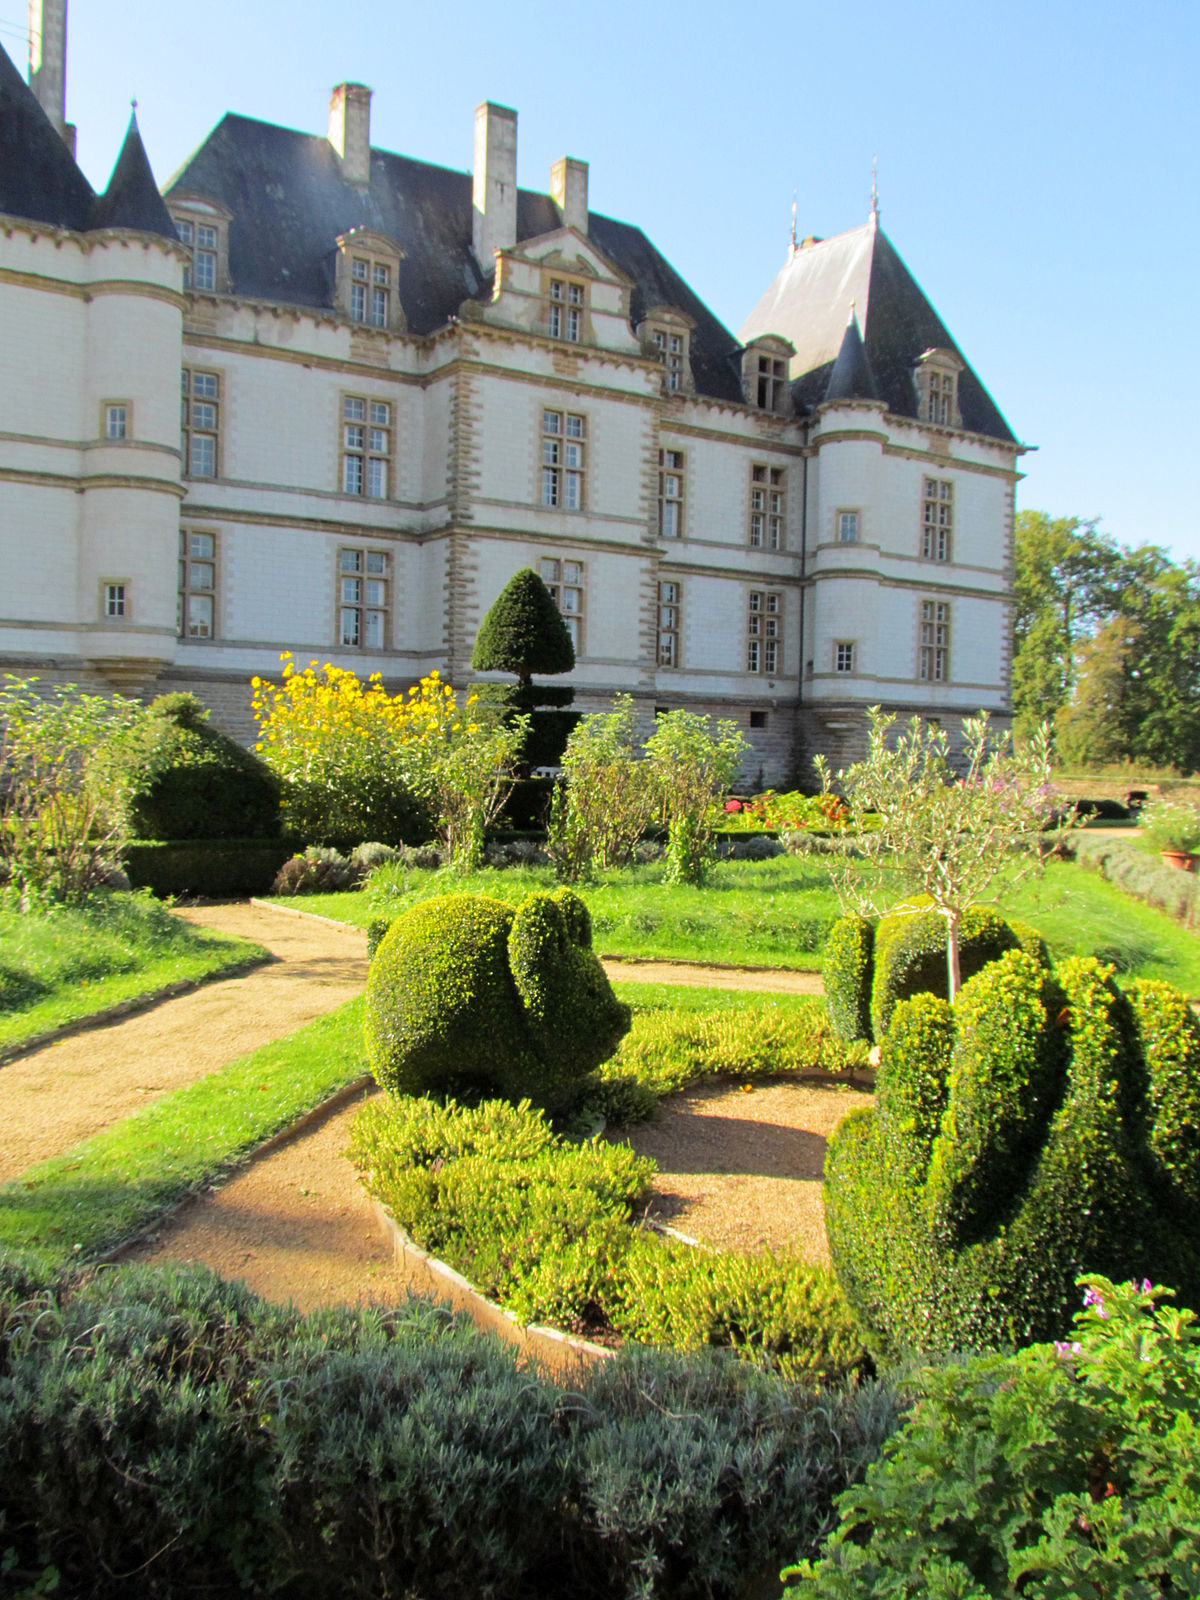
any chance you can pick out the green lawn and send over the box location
[279,854,1200,992]
[0,997,367,1269]
[0,892,268,1051]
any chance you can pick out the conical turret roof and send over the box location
[91,110,176,237]
[0,41,93,229]
[823,310,880,403]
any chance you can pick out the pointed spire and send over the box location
[90,107,176,237]
[824,307,880,404]
[789,189,798,259]
[869,155,879,228]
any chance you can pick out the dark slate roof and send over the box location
[824,311,879,403]
[165,112,745,402]
[739,219,1015,442]
[91,111,176,237]
[0,40,93,230]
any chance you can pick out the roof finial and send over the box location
[131,96,138,113]
[870,155,879,225]
[789,189,798,258]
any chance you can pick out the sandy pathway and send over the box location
[0,904,367,1182]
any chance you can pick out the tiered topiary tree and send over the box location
[824,948,1200,1356]
[471,568,578,772]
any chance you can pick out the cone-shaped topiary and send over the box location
[364,889,630,1113]
[121,693,281,841]
[824,949,1200,1356]
[471,568,575,694]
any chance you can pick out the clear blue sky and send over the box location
[4,0,1196,562]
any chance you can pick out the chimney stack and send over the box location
[472,102,517,274]
[550,157,588,235]
[28,0,74,153]
[328,83,372,186]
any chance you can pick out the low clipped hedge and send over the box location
[824,949,1200,1356]
[823,901,1048,1043]
[0,1254,900,1600]
[1062,830,1200,924]
[124,837,298,897]
[350,1094,863,1379]
[364,891,630,1113]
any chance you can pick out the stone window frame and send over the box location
[918,598,951,682]
[638,305,696,395]
[914,347,964,429]
[168,195,233,295]
[741,334,795,415]
[540,556,585,654]
[657,577,682,667]
[747,588,783,675]
[101,580,129,621]
[749,463,786,550]
[836,508,860,544]
[178,527,219,640]
[541,408,587,511]
[921,476,954,562]
[540,265,592,344]
[834,640,856,675]
[340,392,394,500]
[658,447,685,538]
[334,229,406,332]
[181,365,224,479]
[101,400,130,441]
[337,545,391,651]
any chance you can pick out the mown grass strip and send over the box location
[0,997,366,1270]
[0,894,267,1051]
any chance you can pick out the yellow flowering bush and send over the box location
[251,655,524,867]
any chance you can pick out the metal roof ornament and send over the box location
[870,156,880,226]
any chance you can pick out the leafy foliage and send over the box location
[824,949,1200,1356]
[364,890,630,1112]
[471,566,575,688]
[644,711,749,886]
[120,692,280,841]
[1138,791,1200,853]
[547,694,655,879]
[0,675,150,903]
[784,1276,1200,1599]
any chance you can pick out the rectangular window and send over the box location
[341,396,391,498]
[181,368,220,477]
[927,370,956,426]
[547,278,585,342]
[339,547,389,649]
[750,465,785,549]
[657,579,681,667]
[919,600,950,682]
[837,509,860,543]
[757,354,788,412]
[540,557,585,652]
[177,219,218,293]
[659,449,685,538]
[747,589,782,674]
[922,478,953,561]
[835,641,855,674]
[103,582,127,619]
[541,410,585,510]
[652,328,686,391]
[104,404,128,441]
[178,529,217,638]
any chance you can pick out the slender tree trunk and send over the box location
[945,907,962,1004]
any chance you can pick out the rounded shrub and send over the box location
[121,692,281,841]
[824,948,1200,1356]
[823,914,874,1042]
[364,889,631,1112]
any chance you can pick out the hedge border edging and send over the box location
[372,1199,615,1376]
[0,953,276,1068]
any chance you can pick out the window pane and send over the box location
[365,579,386,606]
[352,259,368,281]
[194,253,216,291]
[543,439,560,466]
[340,609,360,646]
[564,472,582,509]
[565,415,584,438]
[189,532,215,559]
[369,402,389,426]
[564,561,582,584]
[345,398,366,421]
[366,552,386,574]
[187,594,214,638]
[543,411,561,434]
[367,459,387,499]
[193,373,218,399]
[373,264,390,285]
[542,469,559,506]
[190,435,216,476]
[350,284,366,320]
[341,577,361,603]
[369,428,388,453]
[345,424,364,449]
[662,502,679,537]
[363,610,385,649]
[371,288,388,327]
[564,442,583,469]
[190,561,214,590]
[343,456,364,494]
[341,550,363,572]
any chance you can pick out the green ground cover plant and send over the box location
[288,853,1200,989]
[784,1276,1200,1598]
[0,999,366,1269]
[350,1093,862,1378]
[0,892,266,1051]
[0,1258,899,1600]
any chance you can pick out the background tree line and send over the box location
[1013,511,1200,773]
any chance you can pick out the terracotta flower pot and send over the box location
[1160,849,1198,873]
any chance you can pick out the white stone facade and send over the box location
[1,43,1024,780]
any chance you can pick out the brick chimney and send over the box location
[472,102,517,274]
[328,82,372,186]
[28,0,74,153]
[550,157,588,236]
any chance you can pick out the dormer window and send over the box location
[335,230,404,332]
[741,335,795,415]
[915,348,964,429]
[547,276,586,341]
[168,197,233,295]
[638,307,696,395]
